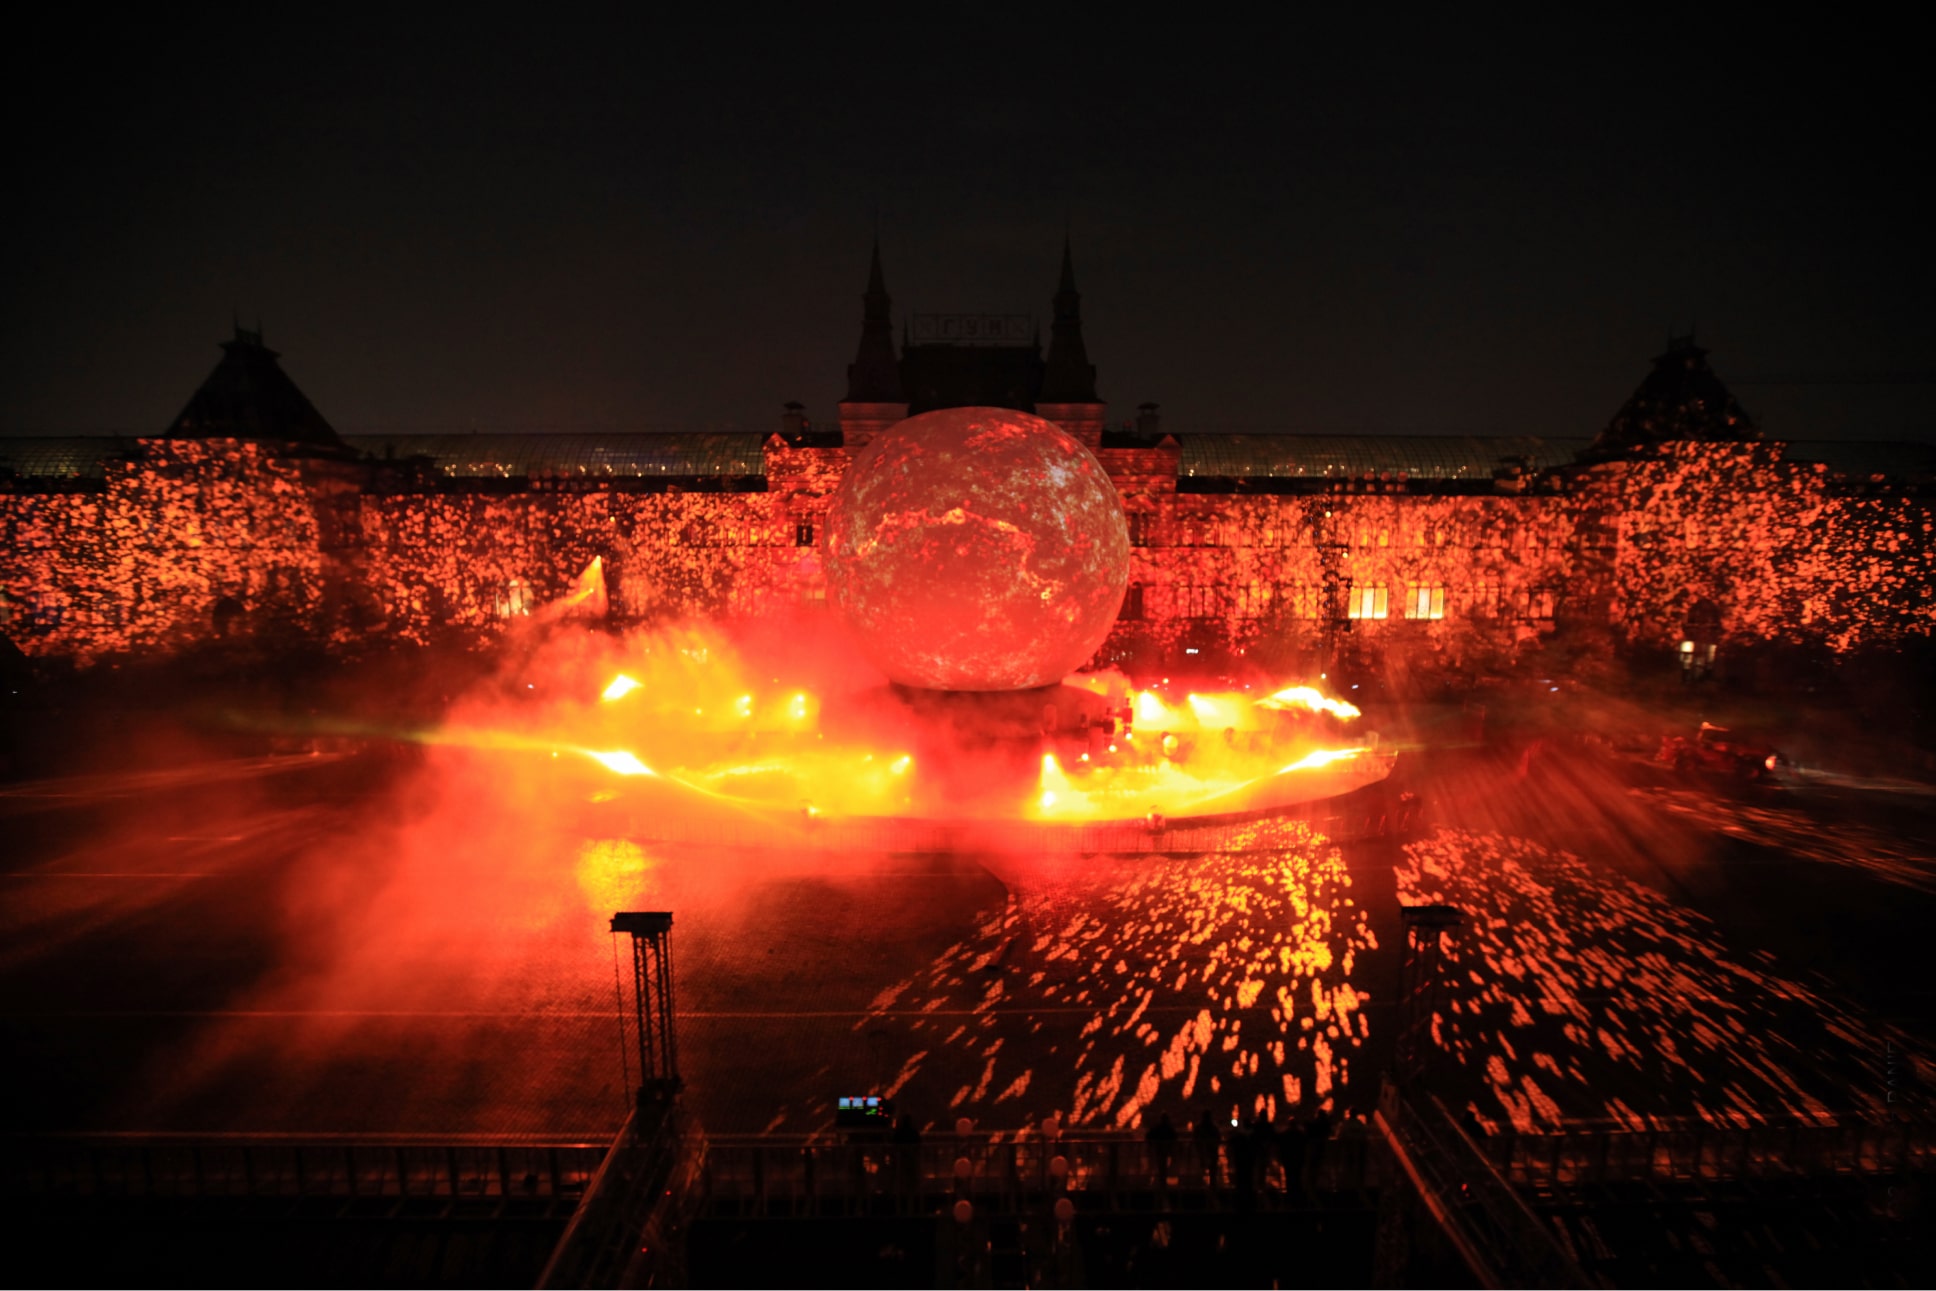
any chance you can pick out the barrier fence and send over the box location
[1484,1117,1932,1189]
[4,1138,609,1204]
[693,1131,1385,1217]
[11,1114,1919,1214]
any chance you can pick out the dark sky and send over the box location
[5,12,1930,441]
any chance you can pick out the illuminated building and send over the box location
[1,252,1930,682]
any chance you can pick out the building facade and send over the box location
[2,252,1932,687]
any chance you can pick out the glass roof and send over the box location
[1177,435,1590,479]
[0,436,138,479]
[1782,440,1936,479]
[2,433,1928,484]
[341,433,767,477]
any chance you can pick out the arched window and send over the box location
[1346,585,1388,620]
[497,578,534,619]
[1403,583,1446,620]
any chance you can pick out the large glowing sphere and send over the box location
[826,407,1130,691]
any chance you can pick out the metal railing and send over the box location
[537,1104,708,1290]
[3,1137,609,1203]
[1483,1117,1932,1188]
[1376,1086,1589,1289]
[693,1130,1385,1217]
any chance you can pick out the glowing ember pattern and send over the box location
[849,818,1376,1130]
[3,437,1927,675]
[824,408,1130,690]
[1396,827,1928,1132]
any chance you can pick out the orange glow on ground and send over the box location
[414,596,1380,833]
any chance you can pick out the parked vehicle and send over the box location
[1657,722,1787,782]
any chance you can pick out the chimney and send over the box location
[1136,402,1161,437]
[781,401,809,437]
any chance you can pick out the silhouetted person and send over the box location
[1336,1109,1370,1188]
[1276,1113,1308,1201]
[1461,1106,1486,1145]
[1145,1111,1178,1184]
[1229,1117,1258,1206]
[1305,1106,1334,1194]
[892,1114,921,1195]
[1191,1109,1221,1186]
[1251,1114,1278,1190]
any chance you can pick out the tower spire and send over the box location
[1039,235,1098,404]
[1036,235,1105,448]
[866,234,888,301]
[838,234,909,449]
[845,235,903,405]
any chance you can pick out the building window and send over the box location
[497,578,534,619]
[729,583,768,617]
[1235,581,1271,617]
[1280,583,1318,619]
[794,518,816,547]
[1121,582,1145,621]
[1517,587,1557,621]
[617,574,654,618]
[1470,579,1501,618]
[1174,583,1222,619]
[1404,584,1446,620]
[1126,512,1153,547]
[1346,585,1388,620]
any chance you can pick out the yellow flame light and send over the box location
[1277,747,1365,773]
[583,749,656,776]
[1186,693,1245,728]
[1259,686,1362,722]
[601,674,641,702]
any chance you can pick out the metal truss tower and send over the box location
[611,911,681,1106]
[1393,904,1464,1087]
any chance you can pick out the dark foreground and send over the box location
[4,685,1934,1286]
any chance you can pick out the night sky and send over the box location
[5,13,1930,442]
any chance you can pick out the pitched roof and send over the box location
[166,327,342,447]
[1586,336,1759,459]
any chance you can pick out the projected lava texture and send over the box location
[825,407,1130,691]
